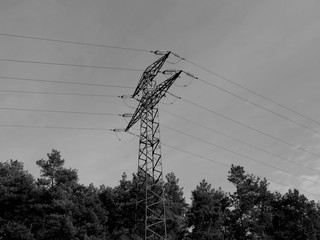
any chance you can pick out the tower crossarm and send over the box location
[132,52,170,98]
[148,70,182,105]
[124,99,145,132]
[125,71,182,132]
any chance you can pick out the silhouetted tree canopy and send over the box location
[1,150,320,239]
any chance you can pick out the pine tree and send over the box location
[227,165,273,239]
[186,179,230,240]
[164,172,188,240]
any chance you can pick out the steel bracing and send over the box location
[125,52,181,240]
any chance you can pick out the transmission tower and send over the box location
[125,51,182,240]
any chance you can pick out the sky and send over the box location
[1,0,320,202]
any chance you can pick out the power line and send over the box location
[0,58,143,71]
[162,124,320,186]
[162,143,320,198]
[0,89,120,98]
[0,107,121,116]
[161,108,320,174]
[1,120,318,197]
[184,58,320,127]
[0,33,151,53]
[0,124,116,131]
[3,64,318,137]
[179,96,320,159]
[0,33,314,131]
[5,105,317,176]
[1,38,317,197]
[0,75,134,89]
[163,143,229,168]
[195,77,320,136]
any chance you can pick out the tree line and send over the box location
[1,149,320,239]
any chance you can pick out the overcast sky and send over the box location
[1,0,320,202]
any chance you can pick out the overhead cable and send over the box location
[196,77,320,136]
[0,107,121,116]
[162,124,320,186]
[0,33,151,53]
[162,143,320,198]
[179,96,320,159]
[0,89,121,98]
[0,75,134,89]
[0,58,143,71]
[0,124,117,131]
[183,58,320,127]
[164,69,320,137]
[161,108,320,174]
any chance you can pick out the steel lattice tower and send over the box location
[125,51,181,240]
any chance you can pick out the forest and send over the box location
[1,149,320,240]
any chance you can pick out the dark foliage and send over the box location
[1,150,320,240]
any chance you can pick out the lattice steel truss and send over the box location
[125,52,181,240]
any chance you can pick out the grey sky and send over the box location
[1,0,320,201]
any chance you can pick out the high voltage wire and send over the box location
[0,124,116,131]
[0,89,121,98]
[2,55,319,146]
[161,109,320,174]
[0,74,313,174]
[0,58,143,71]
[184,58,320,127]
[0,119,318,197]
[179,96,320,159]
[162,143,229,168]
[162,143,320,199]
[3,102,317,176]
[195,77,320,136]
[0,107,121,116]
[2,33,319,198]
[162,124,320,186]
[2,32,319,133]
[1,121,317,197]
[3,71,319,139]
[1,32,318,131]
[0,33,151,53]
[2,103,317,176]
[0,76,135,89]
[1,34,319,189]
